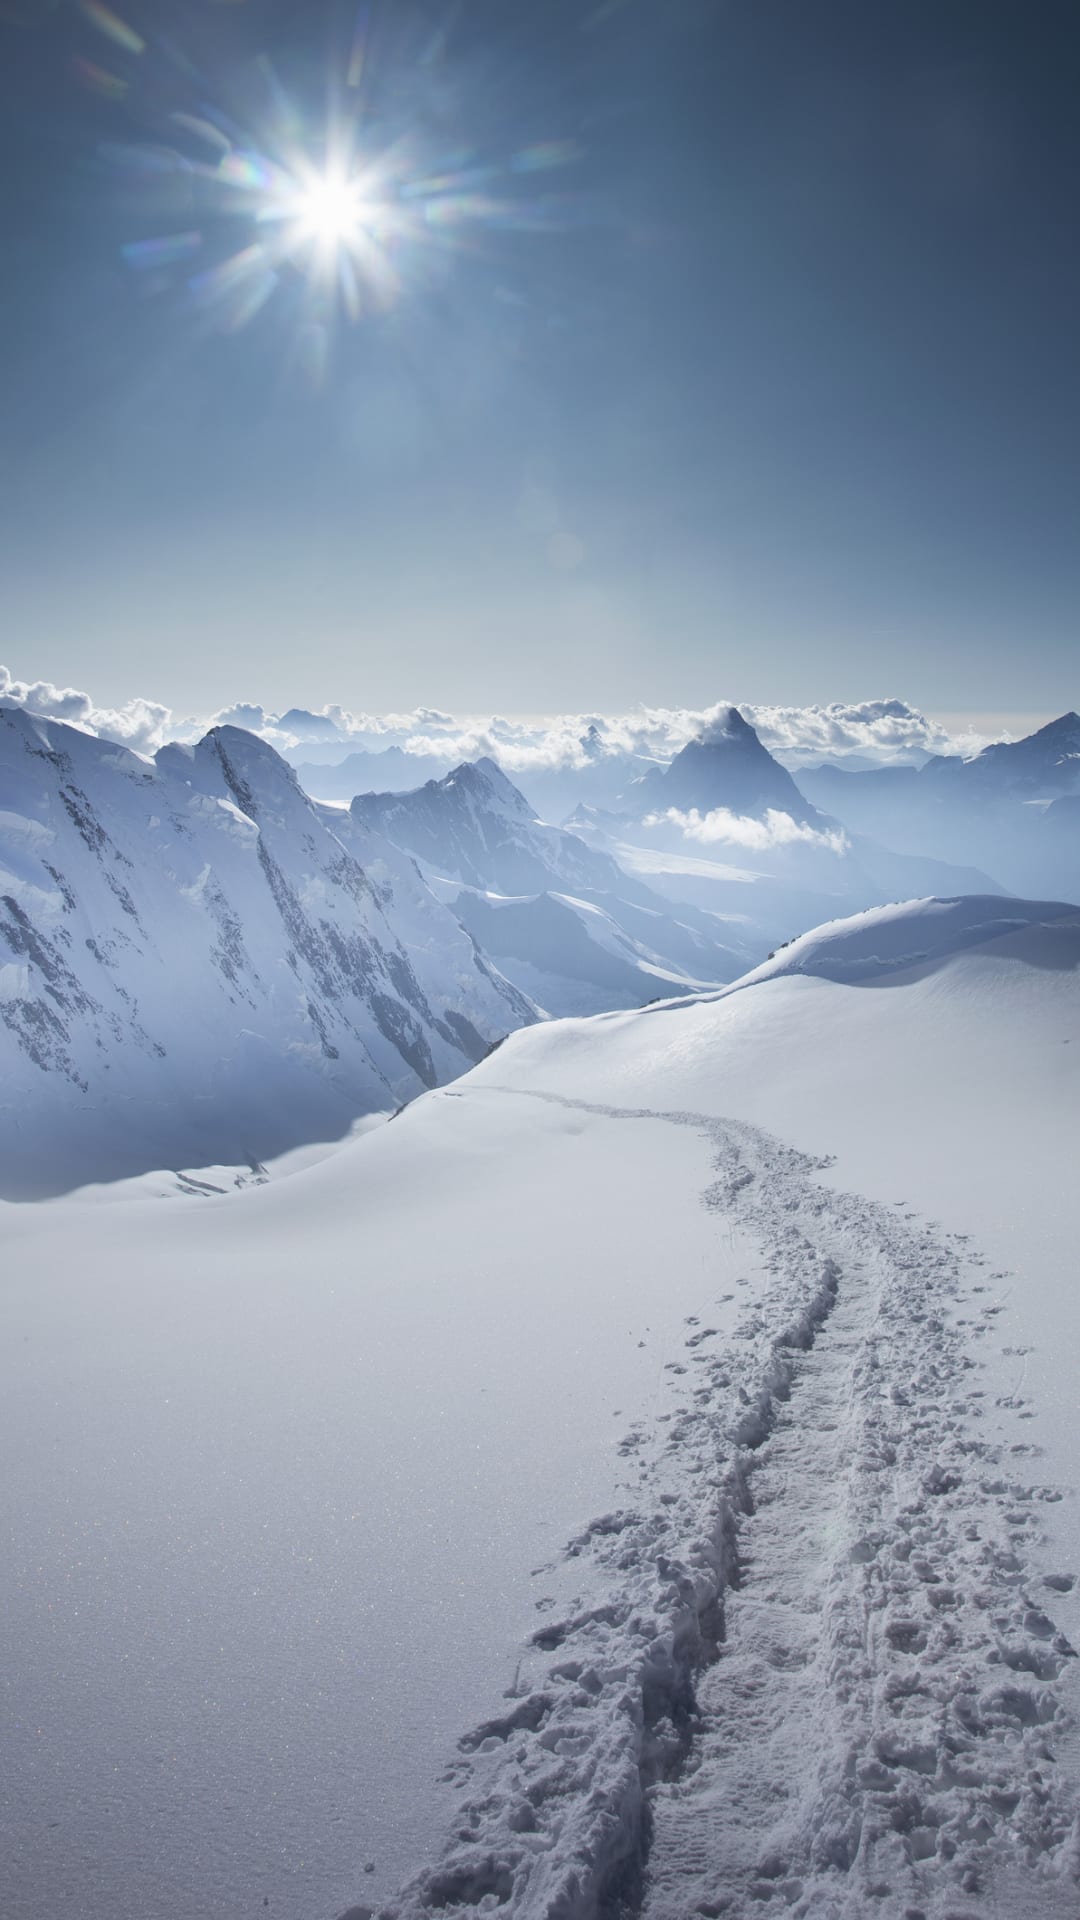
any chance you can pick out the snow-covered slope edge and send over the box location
[373,896,1080,1920]
[553,893,1078,1023]
[0,707,536,1195]
[730,893,1080,991]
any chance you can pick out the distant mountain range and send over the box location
[351,755,752,1015]
[342,722,1003,1016]
[4,697,1074,1195]
[566,706,1001,907]
[925,710,1080,795]
[292,742,459,794]
[796,712,1080,897]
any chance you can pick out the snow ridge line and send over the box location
[372,1095,1079,1920]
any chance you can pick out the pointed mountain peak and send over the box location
[188,724,308,820]
[642,706,821,824]
[201,721,275,751]
[444,756,535,816]
[974,710,1080,767]
[1033,710,1080,739]
[699,705,756,745]
[472,753,510,783]
[200,723,294,779]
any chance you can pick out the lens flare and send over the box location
[72,54,127,100]
[77,0,144,57]
[97,15,589,361]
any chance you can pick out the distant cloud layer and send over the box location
[648,806,851,854]
[385,699,980,772]
[0,667,170,757]
[0,666,999,770]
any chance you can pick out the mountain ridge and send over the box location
[0,705,537,1196]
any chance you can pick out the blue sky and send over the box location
[1,0,1078,720]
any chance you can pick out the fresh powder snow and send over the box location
[3,896,1079,1920]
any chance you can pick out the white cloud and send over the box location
[1,666,1008,772]
[648,805,851,855]
[738,699,957,764]
[211,702,268,733]
[392,697,980,775]
[0,666,172,756]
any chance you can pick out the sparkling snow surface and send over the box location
[2,898,1079,1920]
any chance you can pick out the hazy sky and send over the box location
[1,0,1078,719]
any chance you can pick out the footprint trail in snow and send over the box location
[379,1096,1080,1920]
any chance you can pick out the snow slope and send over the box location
[2,897,1079,1920]
[0,708,534,1195]
[436,883,732,1017]
[725,891,1080,988]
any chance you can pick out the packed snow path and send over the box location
[384,1095,1080,1920]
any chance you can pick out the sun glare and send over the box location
[105,31,585,347]
[294,171,367,248]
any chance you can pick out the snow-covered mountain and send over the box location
[5,895,1079,1920]
[602,709,1004,905]
[292,729,660,821]
[797,711,1080,901]
[299,709,1066,923]
[350,756,751,1013]
[0,707,535,1195]
[442,884,731,1016]
[923,709,1080,797]
[630,704,822,822]
[353,756,624,896]
[293,743,459,798]
[499,730,664,822]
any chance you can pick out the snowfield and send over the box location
[2,896,1079,1920]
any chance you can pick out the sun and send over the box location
[247,150,403,320]
[294,171,368,248]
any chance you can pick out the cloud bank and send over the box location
[1,666,1001,771]
[0,667,171,757]
[647,806,851,855]
[383,699,982,773]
